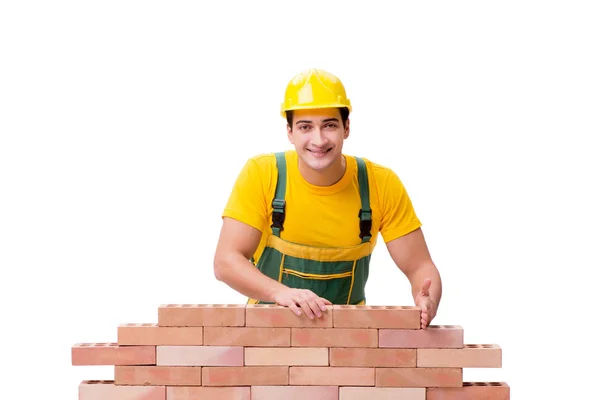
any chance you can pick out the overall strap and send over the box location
[355,157,372,243]
[271,152,287,237]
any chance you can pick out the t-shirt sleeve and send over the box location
[222,158,269,233]
[379,169,422,243]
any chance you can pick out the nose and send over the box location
[310,128,327,147]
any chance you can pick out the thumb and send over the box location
[420,278,431,296]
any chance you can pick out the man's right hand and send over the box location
[272,288,332,319]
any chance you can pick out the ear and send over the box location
[344,118,350,139]
[287,124,294,144]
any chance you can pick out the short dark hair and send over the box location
[286,107,350,128]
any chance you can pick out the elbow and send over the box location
[213,255,228,282]
[214,248,253,282]
[406,260,440,283]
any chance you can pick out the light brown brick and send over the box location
[289,367,375,386]
[376,367,462,387]
[333,305,421,329]
[426,382,510,399]
[246,304,333,327]
[292,328,377,347]
[118,323,203,345]
[158,304,245,327]
[167,386,250,400]
[339,386,426,400]
[245,347,328,366]
[379,325,463,348]
[330,347,416,367]
[156,345,243,366]
[204,326,290,346]
[251,386,338,400]
[202,366,288,386]
[417,344,502,367]
[115,366,201,386]
[71,343,155,365]
[79,380,165,400]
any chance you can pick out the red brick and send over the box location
[376,367,462,387]
[118,323,203,345]
[115,366,202,386]
[202,366,288,386]
[245,304,333,327]
[158,304,245,327]
[339,387,426,400]
[79,380,165,400]
[156,345,243,366]
[292,328,377,347]
[203,326,290,346]
[167,386,250,400]
[245,347,328,366]
[333,305,421,329]
[417,344,502,367]
[379,325,463,348]
[426,382,510,399]
[251,386,338,400]
[289,367,375,386]
[71,343,155,365]
[330,347,416,367]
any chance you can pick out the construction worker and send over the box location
[213,68,442,329]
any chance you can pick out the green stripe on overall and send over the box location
[248,152,374,305]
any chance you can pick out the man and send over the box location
[213,68,442,329]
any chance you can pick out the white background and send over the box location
[1,1,599,398]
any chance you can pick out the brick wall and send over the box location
[72,304,510,399]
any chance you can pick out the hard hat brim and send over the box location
[280,103,352,118]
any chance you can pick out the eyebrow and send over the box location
[295,118,340,125]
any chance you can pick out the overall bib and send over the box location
[247,152,375,305]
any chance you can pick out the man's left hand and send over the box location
[415,278,437,329]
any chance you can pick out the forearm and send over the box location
[214,253,287,303]
[409,261,442,309]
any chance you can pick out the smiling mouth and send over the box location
[307,148,332,155]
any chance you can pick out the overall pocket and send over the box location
[280,256,357,304]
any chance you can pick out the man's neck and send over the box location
[298,155,347,187]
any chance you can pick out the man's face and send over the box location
[287,108,349,173]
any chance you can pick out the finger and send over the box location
[306,298,324,318]
[421,311,429,328]
[303,289,331,307]
[287,301,303,316]
[298,299,316,319]
[304,291,329,314]
[298,291,320,318]
[420,278,432,296]
[315,297,329,312]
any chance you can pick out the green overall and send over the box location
[247,152,374,305]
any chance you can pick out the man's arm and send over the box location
[213,217,332,318]
[213,217,287,303]
[385,227,442,328]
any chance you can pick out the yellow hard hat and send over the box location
[280,68,352,117]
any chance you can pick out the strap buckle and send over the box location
[271,199,286,229]
[358,209,372,240]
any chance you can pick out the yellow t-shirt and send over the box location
[222,150,422,263]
